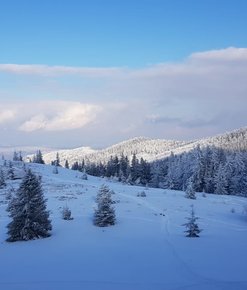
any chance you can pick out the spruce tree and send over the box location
[6,169,52,242]
[183,205,201,237]
[13,151,19,161]
[81,169,88,180]
[185,178,196,199]
[55,152,60,167]
[65,160,69,169]
[62,205,73,220]
[7,162,15,180]
[33,150,45,164]
[94,184,116,227]
[0,169,6,188]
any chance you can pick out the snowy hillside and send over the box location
[0,161,247,290]
[42,137,190,165]
[41,146,97,166]
[41,127,247,166]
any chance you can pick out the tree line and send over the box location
[30,145,247,196]
[151,145,247,196]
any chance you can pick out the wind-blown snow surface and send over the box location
[0,163,247,290]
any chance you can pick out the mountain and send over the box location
[41,137,191,165]
[42,127,247,166]
[0,161,246,290]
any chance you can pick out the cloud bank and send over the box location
[0,47,246,146]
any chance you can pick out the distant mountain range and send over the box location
[41,127,247,166]
[0,146,58,160]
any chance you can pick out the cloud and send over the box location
[146,115,181,124]
[19,102,101,132]
[0,64,125,78]
[0,109,16,124]
[0,47,246,145]
[189,47,247,62]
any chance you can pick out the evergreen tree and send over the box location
[65,159,69,169]
[55,152,60,167]
[106,156,116,177]
[192,145,205,192]
[0,169,6,188]
[13,151,19,161]
[7,162,15,180]
[6,169,52,242]
[81,169,88,180]
[61,205,73,220]
[139,157,151,185]
[33,150,45,164]
[119,153,129,180]
[94,184,116,227]
[19,151,23,162]
[214,164,228,194]
[71,161,79,171]
[130,153,139,182]
[185,178,196,199]
[183,205,201,237]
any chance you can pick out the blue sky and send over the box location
[0,0,247,148]
[1,0,247,67]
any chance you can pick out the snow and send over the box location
[41,127,247,166]
[0,162,247,290]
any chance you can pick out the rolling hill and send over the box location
[42,127,247,166]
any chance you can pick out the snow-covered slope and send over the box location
[42,127,247,166]
[42,137,191,165]
[42,146,97,165]
[0,162,247,290]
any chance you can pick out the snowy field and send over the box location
[0,163,247,290]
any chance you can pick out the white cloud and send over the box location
[189,47,247,61]
[0,64,125,78]
[19,102,100,132]
[0,109,16,124]
[0,47,246,145]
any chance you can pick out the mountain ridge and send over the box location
[42,126,247,166]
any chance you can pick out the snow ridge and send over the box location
[41,127,247,166]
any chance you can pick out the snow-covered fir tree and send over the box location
[51,152,61,167]
[7,162,15,180]
[151,145,247,196]
[62,205,73,220]
[185,178,196,199]
[13,151,19,161]
[13,151,23,162]
[183,205,201,237]
[32,150,45,164]
[214,164,228,195]
[94,184,116,227]
[65,159,69,169]
[81,169,88,180]
[0,169,6,188]
[6,169,52,242]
